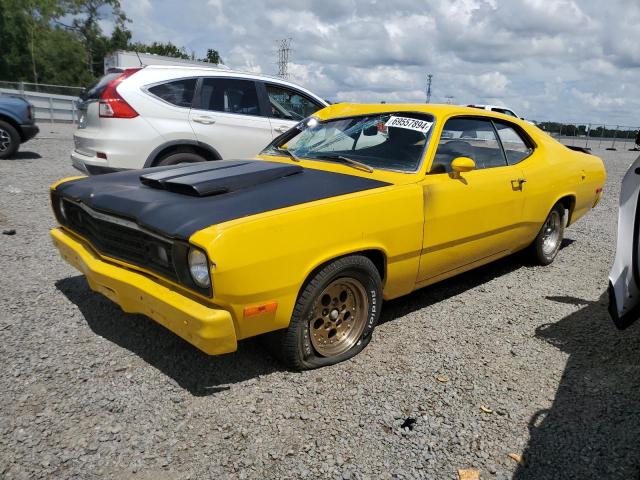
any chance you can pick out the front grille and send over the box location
[62,200,177,281]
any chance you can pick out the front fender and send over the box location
[609,155,640,329]
[190,184,424,339]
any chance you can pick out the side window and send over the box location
[266,85,323,120]
[495,122,533,164]
[199,78,260,115]
[148,78,197,107]
[430,118,506,174]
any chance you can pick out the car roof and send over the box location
[314,103,525,122]
[142,65,320,97]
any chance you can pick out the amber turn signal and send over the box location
[243,302,278,317]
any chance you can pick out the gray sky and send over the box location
[118,0,640,125]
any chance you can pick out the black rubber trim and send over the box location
[85,164,127,175]
[54,160,390,240]
[19,123,39,142]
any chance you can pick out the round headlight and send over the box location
[58,198,67,221]
[188,248,211,288]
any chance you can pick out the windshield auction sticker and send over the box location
[385,116,432,133]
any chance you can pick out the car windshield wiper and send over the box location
[315,154,374,173]
[273,146,300,162]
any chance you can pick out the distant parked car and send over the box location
[609,155,640,328]
[72,65,329,174]
[0,96,39,159]
[468,104,523,118]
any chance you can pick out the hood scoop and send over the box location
[139,160,303,197]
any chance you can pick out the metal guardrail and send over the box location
[536,122,640,151]
[0,81,84,97]
[0,86,79,124]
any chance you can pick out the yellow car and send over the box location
[50,104,606,369]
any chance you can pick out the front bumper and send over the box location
[51,227,238,355]
[20,123,39,142]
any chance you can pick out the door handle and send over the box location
[193,116,216,125]
[274,125,289,133]
[511,178,527,189]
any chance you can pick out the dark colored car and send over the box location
[0,96,39,159]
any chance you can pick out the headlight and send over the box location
[58,197,67,221]
[188,248,211,288]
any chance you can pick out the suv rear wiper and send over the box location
[316,154,373,173]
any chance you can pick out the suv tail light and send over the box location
[99,68,141,118]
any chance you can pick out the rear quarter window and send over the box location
[148,78,197,108]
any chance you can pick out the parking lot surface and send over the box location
[1,124,639,479]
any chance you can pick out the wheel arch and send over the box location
[298,248,388,300]
[554,193,577,225]
[0,113,24,141]
[144,140,222,167]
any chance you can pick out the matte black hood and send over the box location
[55,160,390,240]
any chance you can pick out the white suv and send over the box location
[72,66,328,174]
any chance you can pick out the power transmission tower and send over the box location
[426,74,433,103]
[276,38,292,78]
[445,95,455,104]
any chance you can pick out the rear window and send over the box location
[148,78,197,108]
[81,72,122,100]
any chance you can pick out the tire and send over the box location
[0,120,20,159]
[155,151,206,167]
[530,203,565,265]
[272,255,383,370]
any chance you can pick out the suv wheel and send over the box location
[156,151,206,166]
[0,120,20,159]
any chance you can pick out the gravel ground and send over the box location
[1,123,639,479]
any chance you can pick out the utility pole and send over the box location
[426,74,433,103]
[276,38,292,79]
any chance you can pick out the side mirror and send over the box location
[363,125,378,136]
[451,157,475,175]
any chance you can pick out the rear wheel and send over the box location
[155,151,206,166]
[272,255,382,370]
[530,203,565,265]
[0,120,20,159]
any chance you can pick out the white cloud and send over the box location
[118,0,640,124]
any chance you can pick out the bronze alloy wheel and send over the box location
[309,277,369,357]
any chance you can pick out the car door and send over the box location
[189,77,273,159]
[263,83,326,136]
[417,117,527,283]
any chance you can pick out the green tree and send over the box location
[128,41,191,60]
[200,48,222,64]
[57,0,130,77]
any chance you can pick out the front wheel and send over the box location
[274,255,382,370]
[530,203,565,265]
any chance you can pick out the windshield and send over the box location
[263,112,435,172]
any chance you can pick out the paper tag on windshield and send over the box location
[385,116,432,134]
